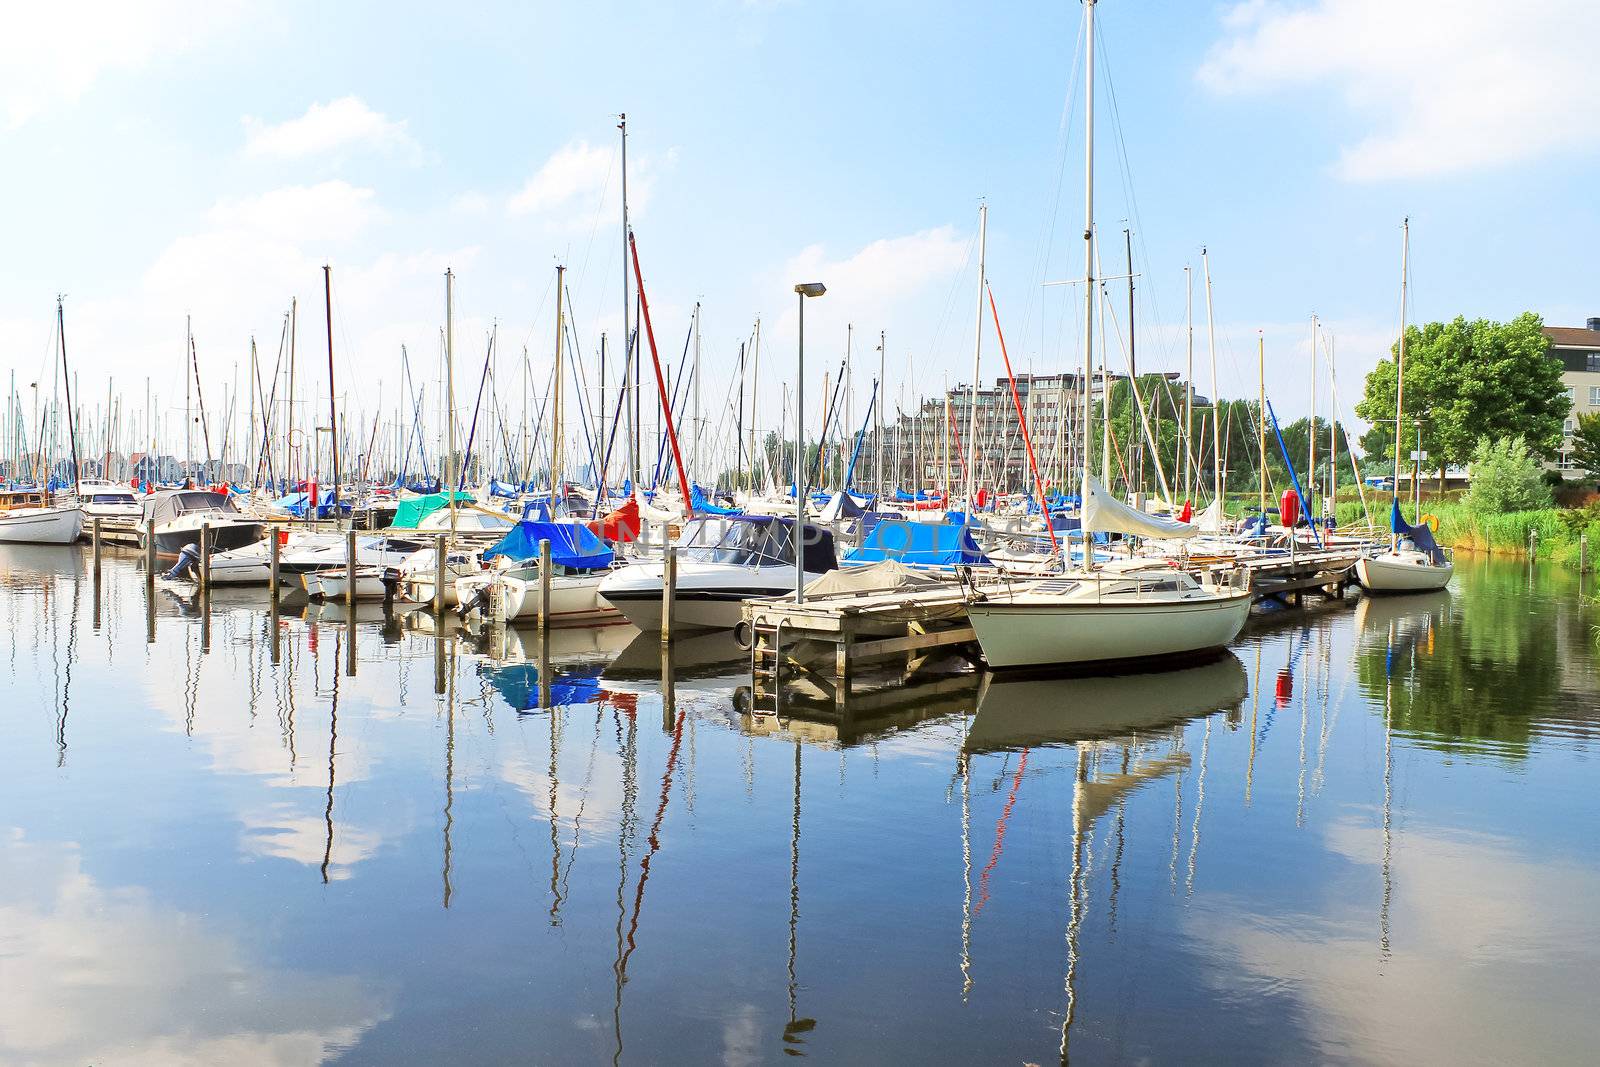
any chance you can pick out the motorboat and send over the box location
[0,489,84,544]
[75,480,144,534]
[965,560,1252,670]
[455,519,622,627]
[141,489,266,559]
[597,514,838,632]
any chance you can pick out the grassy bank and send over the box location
[1330,498,1600,568]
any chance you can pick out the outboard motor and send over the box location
[457,583,491,619]
[165,543,202,581]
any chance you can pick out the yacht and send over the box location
[141,489,266,559]
[0,489,84,544]
[597,515,838,631]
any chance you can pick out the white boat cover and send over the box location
[1195,498,1224,533]
[803,559,945,598]
[1082,475,1197,539]
[634,490,683,523]
[817,491,866,523]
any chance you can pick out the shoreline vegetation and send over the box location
[1215,493,1600,569]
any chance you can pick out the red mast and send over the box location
[627,231,693,510]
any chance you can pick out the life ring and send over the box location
[1419,513,1440,533]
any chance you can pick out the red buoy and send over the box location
[1279,489,1300,528]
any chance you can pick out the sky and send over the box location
[1,0,1597,461]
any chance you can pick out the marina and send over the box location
[3,541,1598,1064]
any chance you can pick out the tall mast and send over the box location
[1257,331,1267,519]
[1125,226,1137,491]
[965,202,987,512]
[323,265,340,523]
[185,315,193,478]
[1184,264,1193,498]
[446,268,457,537]
[618,114,636,487]
[1392,218,1409,545]
[749,317,761,494]
[553,264,566,504]
[691,301,701,485]
[57,297,81,495]
[1082,0,1100,489]
[876,329,885,499]
[1309,313,1318,510]
[1202,248,1222,505]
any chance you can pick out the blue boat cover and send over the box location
[482,520,614,569]
[1391,499,1445,564]
[690,485,741,515]
[845,519,990,567]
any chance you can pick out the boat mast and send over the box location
[1082,0,1100,491]
[1183,265,1193,499]
[57,297,81,496]
[323,265,341,525]
[1257,331,1267,520]
[1202,247,1221,506]
[965,202,987,513]
[553,263,566,507]
[876,329,885,500]
[1391,218,1409,549]
[618,114,637,489]
[1309,313,1318,515]
[446,268,457,537]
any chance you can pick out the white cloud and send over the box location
[509,140,614,216]
[1198,0,1600,180]
[506,139,673,224]
[243,96,418,160]
[0,1,243,130]
[0,830,389,1064]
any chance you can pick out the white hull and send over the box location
[598,561,824,632]
[967,587,1252,669]
[456,569,622,627]
[303,567,390,601]
[1356,551,1453,593]
[0,505,85,544]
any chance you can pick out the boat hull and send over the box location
[599,561,824,632]
[1355,552,1453,593]
[0,506,84,545]
[151,521,266,559]
[966,591,1252,670]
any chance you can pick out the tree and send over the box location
[1465,436,1552,513]
[1570,412,1600,481]
[1356,313,1565,479]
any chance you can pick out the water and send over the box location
[3,547,1598,1065]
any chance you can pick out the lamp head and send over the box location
[794,282,826,298]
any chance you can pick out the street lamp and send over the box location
[794,282,826,603]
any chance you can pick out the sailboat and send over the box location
[1356,218,1453,594]
[963,0,1251,671]
[0,299,86,545]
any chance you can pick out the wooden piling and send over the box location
[537,538,552,635]
[661,546,677,644]
[199,522,211,590]
[345,528,357,610]
[269,532,281,602]
[434,534,447,615]
[1581,533,1588,574]
[91,517,102,578]
[145,518,156,584]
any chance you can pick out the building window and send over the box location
[1589,386,1600,406]
[1566,386,1577,404]
[1566,419,1575,435]
[1589,352,1600,372]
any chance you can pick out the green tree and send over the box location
[1465,436,1553,513]
[1570,412,1600,480]
[1356,313,1565,478]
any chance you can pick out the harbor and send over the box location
[6,0,1600,1062]
[4,542,1599,1064]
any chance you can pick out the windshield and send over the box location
[679,519,794,566]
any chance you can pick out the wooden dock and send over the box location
[740,547,1367,703]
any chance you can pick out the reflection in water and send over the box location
[3,550,1599,1063]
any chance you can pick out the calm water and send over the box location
[3,547,1599,1065]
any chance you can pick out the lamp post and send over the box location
[794,282,826,603]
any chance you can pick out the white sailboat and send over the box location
[963,0,1251,672]
[0,491,85,545]
[1357,218,1453,594]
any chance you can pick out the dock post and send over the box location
[345,528,357,610]
[199,522,211,591]
[538,538,552,636]
[835,617,854,708]
[91,517,102,579]
[269,532,281,603]
[145,518,156,586]
[1582,533,1588,574]
[661,546,677,645]
[434,534,447,615]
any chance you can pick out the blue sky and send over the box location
[2,0,1596,453]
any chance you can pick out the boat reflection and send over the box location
[967,652,1248,753]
